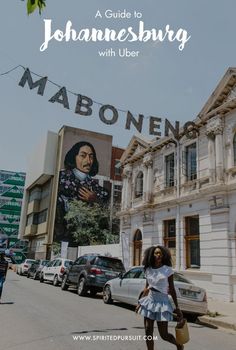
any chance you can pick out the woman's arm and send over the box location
[142,279,149,296]
[168,274,183,320]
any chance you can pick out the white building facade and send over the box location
[119,68,236,302]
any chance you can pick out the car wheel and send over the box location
[19,269,23,276]
[40,274,44,283]
[77,277,87,296]
[61,275,69,291]
[103,285,113,304]
[53,275,59,286]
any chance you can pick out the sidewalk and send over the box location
[198,298,236,331]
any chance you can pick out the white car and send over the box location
[40,258,73,286]
[16,259,38,275]
[103,266,208,320]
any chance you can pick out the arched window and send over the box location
[233,133,236,166]
[133,229,142,266]
[135,172,143,198]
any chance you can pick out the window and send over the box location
[233,133,236,165]
[26,209,47,226]
[114,160,122,176]
[185,143,197,181]
[185,216,200,268]
[164,219,176,248]
[38,209,47,224]
[103,180,111,193]
[41,181,50,199]
[164,219,176,267]
[165,153,175,187]
[133,230,142,266]
[135,172,143,198]
[29,187,41,202]
[114,184,122,201]
[26,213,38,226]
[76,257,88,265]
[123,267,142,279]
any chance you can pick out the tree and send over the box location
[65,200,119,246]
[21,0,46,15]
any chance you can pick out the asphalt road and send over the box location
[0,271,235,350]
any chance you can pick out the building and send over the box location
[0,169,27,262]
[119,67,236,302]
[19,126,124,260]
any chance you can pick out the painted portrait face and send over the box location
[75,145,94,173]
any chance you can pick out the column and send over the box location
[126,170,132,208]
[215,131,224,182]
[121,175,127,210]
[122,165,132,209]
[143,155,153,203]
[206,115,223,183]
[146,162,153,202]
[143,166,148,202]
[207,135,216,183]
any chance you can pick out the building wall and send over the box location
[20,126,124,260]
[120,109,236,301]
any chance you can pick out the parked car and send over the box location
[40,258,73,286]
[27,259,49,280]
[61,254,126,296]
[103,266,208,320]
[16,259,38,275]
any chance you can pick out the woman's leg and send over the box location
[144,317,155,350]
[157,321,184,350]
[0,276,4,301]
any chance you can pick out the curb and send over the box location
[198,316,236,331]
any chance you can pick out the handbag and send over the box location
[175,319,189,345]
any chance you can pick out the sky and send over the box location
[0,0,236,172]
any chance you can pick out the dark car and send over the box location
[27,259,49,280]
[61,254,125,297]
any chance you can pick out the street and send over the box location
[0,271,235,350]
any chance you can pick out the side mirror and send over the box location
[119,272,124,279]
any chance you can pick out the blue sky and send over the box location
[0,0,235,172]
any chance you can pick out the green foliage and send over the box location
[52,242,61,256]
[26,0,46,15]
[65,200,119,246]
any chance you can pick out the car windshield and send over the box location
[42,260,49,266]
[174,272,192,284]
[26,260,36,264]
[64,260,72,267]
[96,257,124,271]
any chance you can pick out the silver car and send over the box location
[103,266,208,320]
[16,259,38,275]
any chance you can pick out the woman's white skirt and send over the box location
[138,290,174,321]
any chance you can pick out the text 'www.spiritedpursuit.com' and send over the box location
[72,334,158,342]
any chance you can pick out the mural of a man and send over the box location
[54,141,110,245]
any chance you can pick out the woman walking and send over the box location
[137,246,184,350]
[0,251,8,303]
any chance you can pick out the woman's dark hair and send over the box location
[64,141,99,176]
[142,245,172,270]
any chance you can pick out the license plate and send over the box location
[180,289,198,299]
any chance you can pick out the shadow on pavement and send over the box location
[71,327,128,335]
[0,301,14,305]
